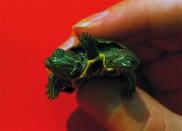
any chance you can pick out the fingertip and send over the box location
[58,33,79,50]
[72,0,148,41]
[73,11,109,29]
[72,10,111,38]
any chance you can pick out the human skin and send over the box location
[59,0,182,130]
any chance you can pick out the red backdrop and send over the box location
[1,0,119,131]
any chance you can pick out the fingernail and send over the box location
[73,11,109,29]
[59,35,79,50]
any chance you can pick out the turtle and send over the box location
[45,32,139,99]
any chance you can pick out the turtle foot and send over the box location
[120,73,136,99]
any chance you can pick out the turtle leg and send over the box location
[47,75,73,99]
[47,75,62,99]
[121,72,136,99]
[79,32,99,59]
[98,53,114,72]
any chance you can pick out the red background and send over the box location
[1,0,119,131]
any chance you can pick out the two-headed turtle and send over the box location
[45,33,139,99]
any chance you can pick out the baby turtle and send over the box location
[45,33,139,99]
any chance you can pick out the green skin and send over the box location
[45,33,139,99]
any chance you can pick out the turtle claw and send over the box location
[47,74,74,99]
[79,32,92,44]
[47,84,60,99]
[120,86,134,99]
[79,32,99,59]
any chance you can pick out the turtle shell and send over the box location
[66,34,129,78]
[74,34,138,75]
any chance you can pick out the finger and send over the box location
[58,33,79,50]
[73,0,182,42]
[77,77,182,131]
[141,52,182,114]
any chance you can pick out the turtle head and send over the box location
[45,48,82,78]
[114,50,139,72]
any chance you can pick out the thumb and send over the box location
[76,77,182,131]
[73,0,182,41]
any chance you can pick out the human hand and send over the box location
[60,0,182,130]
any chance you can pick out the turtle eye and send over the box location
[52,49,65,57]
